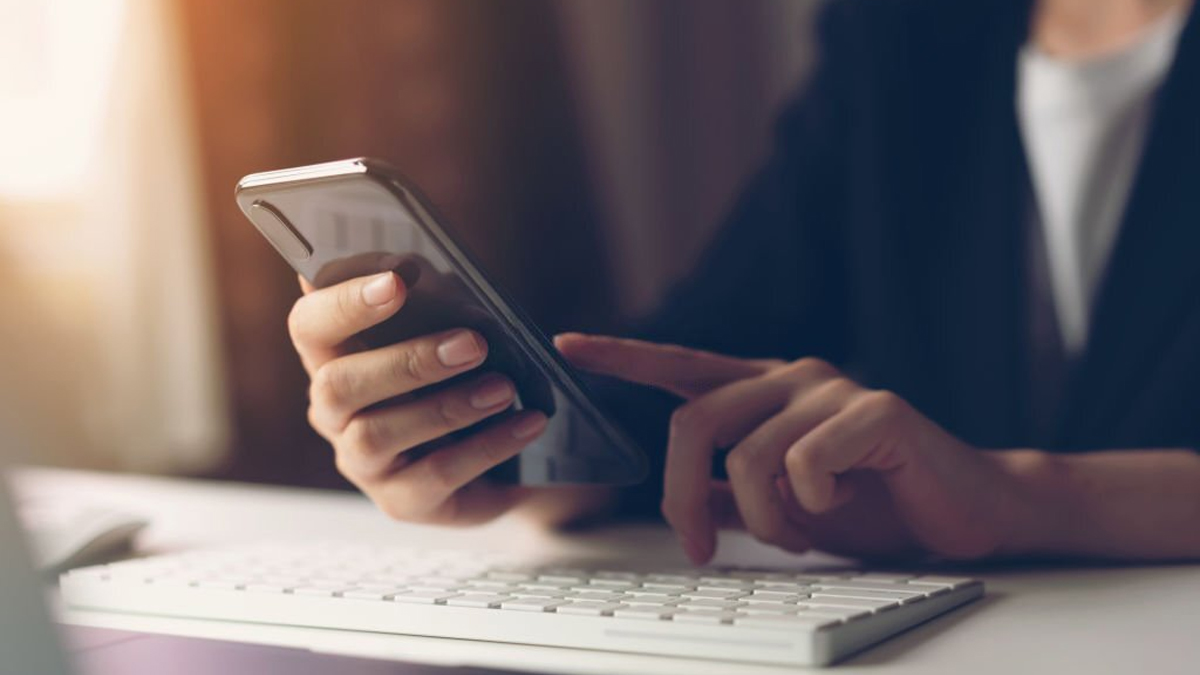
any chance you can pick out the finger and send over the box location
[335,373,517,478]
[724,384,852,551]
[288,272,407,374]
[373,411,548,523]
[784,391,910,513]
[709,482,747,530]
[298,275,316,294]
[309,329,489,432]
[662,375,793,564]
[555,333,771,399]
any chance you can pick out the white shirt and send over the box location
[1017,10,1186,359]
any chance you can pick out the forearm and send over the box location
[998,448,1200,560]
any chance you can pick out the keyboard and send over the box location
[60,542,983,667]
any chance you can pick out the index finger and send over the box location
[288,272,407,374]
[555,333,771,399]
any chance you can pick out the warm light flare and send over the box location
[0,0,127,199]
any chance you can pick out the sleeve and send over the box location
[599,1,859,518]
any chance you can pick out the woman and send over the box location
[287,0,1200,563]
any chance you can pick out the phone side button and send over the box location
[250,201,313,260]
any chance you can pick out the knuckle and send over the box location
[309,362,350,413]
[668,403,708,437]
[860,389,907,418]
[332,447,357,479]
[791,356,836,379]
[335,282,361,324]
[396,346,429,384]
[345,416,389,457]
[426,396,466,431]
[286,298,310,343]
[806,375,857,402]
[724,449,752,479]
[474,433,512,468]
[306,405,331,439]
[418,457,455,495]
[784,444,813,476]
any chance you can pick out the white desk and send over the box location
[17,468,1200,674]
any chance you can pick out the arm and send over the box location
[1001,448,1200,560]
[560,334,1200,563]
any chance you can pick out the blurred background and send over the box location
[0,0,820,488]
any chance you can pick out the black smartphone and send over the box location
[235,158,647,485]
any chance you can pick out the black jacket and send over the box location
[610,0,1200,513]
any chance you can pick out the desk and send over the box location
[17,468,1200,674]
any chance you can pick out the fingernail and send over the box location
[511,413,547,440]
[437,331,483,367]
[470,376,514,409]
[362,273,397,306]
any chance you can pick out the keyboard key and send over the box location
[195,579,243,590]
[593,571,642,581]
[753,583,813,594]
[799,597,899,611]
[538,574,586,584]
[391,591,460,605]
[681,589,746,600]
[519,581,574,591]
[620,597,678,608]
[485,571,533,582]
[500,598,568,612]
[741,605,801,616]
[556,601,625,617]
[446,594,510,609]
[624,588,678,598]
[748,592,806,602]
[673,609,736,625]
[697,578,756,589]
[678,599,746,610]
[588,580,637,590]
[563,590,621,602]
[640,581,694,591]
[511,590,568,600]
[244,582,291,594]
[816,580,932,594]
[464,580,516,591]
[644,574,696,584]
[811,589,924,603]
[294,585,351,597]
[613,606,677,620]
[343,589,401,601]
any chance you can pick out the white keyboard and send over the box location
[60,542,983,667]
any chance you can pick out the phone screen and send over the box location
[237,160,647,486]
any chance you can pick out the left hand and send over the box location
[556,333,1024,564]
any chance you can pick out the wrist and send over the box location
[990,448,1072,557]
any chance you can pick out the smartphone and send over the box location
[235,158,647,485]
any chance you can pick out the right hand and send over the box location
[288,271,549,526]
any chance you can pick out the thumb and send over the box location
[554,333,767,399]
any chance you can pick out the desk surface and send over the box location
[16,468,1200,675]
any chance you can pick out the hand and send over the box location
[556,333,1024,563]
[288,272,550,526]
